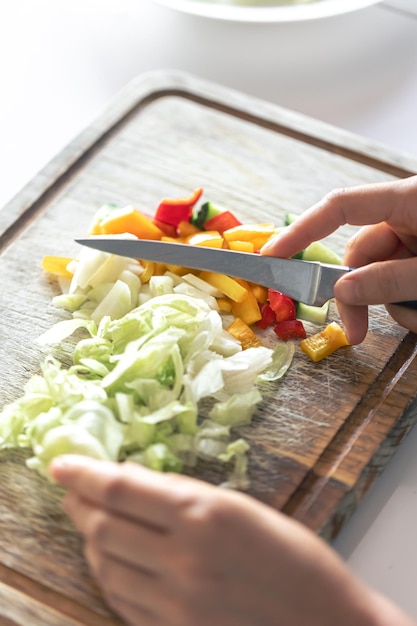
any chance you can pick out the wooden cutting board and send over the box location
[1,70,417,625]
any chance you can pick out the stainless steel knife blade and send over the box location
[75,237,351,306]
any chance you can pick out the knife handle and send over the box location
[392,300,417,310]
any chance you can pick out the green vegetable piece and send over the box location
[301,241,342,265]
[282,214,304,258]
[144,442,182,472]
[296,301,330,325]
[190,201,223,229]
[283,212,298,226]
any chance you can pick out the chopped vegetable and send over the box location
[100,206,164,240]
[185,231,224,248]
[301,241,342,265]
[190,200,222,229]
[0,294,280,485]
[177,220,200,238]
[231,290,262,326]
[274,319,306,342]
[203,210,242,233]
[41,256,74,277]
[249,283,268,305]
[226,318,263,350]
[267,289,296,323]
[153,219,178,238]
[300,321,349,362]
[155,188,203,228]
[256,303,276,330]
[29,186,347,489]
[223,223,276,251]
[199,271,248,303]
[228,240,255,253]
[257,342,295,382]
[297,301,330,325]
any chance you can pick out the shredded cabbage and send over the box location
[0,242,295,487]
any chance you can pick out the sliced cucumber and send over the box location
[282,213,304,259]
[297,300,330,325]
[190,201,223,229]
[301,241,342,265]
[284,212,298,226]
[282,211,342,265]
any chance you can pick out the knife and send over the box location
[76,237,417,310]
[75,237,352,306]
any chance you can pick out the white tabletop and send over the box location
[1,0,417,620]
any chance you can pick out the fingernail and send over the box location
[335,276,357,304]
[49,454,88,476]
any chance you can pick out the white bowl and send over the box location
[150,0,382,23]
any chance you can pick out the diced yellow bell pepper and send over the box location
[165,264,189,275]
[89,221,104,235]
[233,277,251,291]
[199,271,248,302]
[227,240,255,253]
[231,289,262,326]
[161,236,180,243]
[153,262,167,276]
[223,223,275,251]
[185,231,224,248]
[217,297,233,313]
[300,322,349,362]
[100,206,163,240]
[226,318,263,350]
[41,256,74,277]
[140,261,155,283]
[249,282,268,305]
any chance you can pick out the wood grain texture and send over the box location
[1,69,417,624]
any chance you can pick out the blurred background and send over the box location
[0,1,416,209]
[1,0,417,618]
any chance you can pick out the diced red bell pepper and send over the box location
[152,219,178,238]
[154,188,203,228]
[274,319,306,341]
[256,303,276,330]
[203,210,242,234]
[267,289,296,323]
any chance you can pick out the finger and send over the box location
[334,258,417,306]
[84,542,162,614]
[386,304,417,335]
[50,455,212,529]
[105,592,159,626]
[62,491,170,574]
[336,302,369,345]
[261,180,409,259]
[342,223,401,268]
[85,540,201,626]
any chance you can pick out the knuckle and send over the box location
[322,187,352,223]
[173,495,233,579]
[85,541,109,583]
[323,187,348,208]
[375,261,400,301]
[179,491,229,530]
[87,509,112,545]
[101,473,129,508]
[344,232,359,257]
